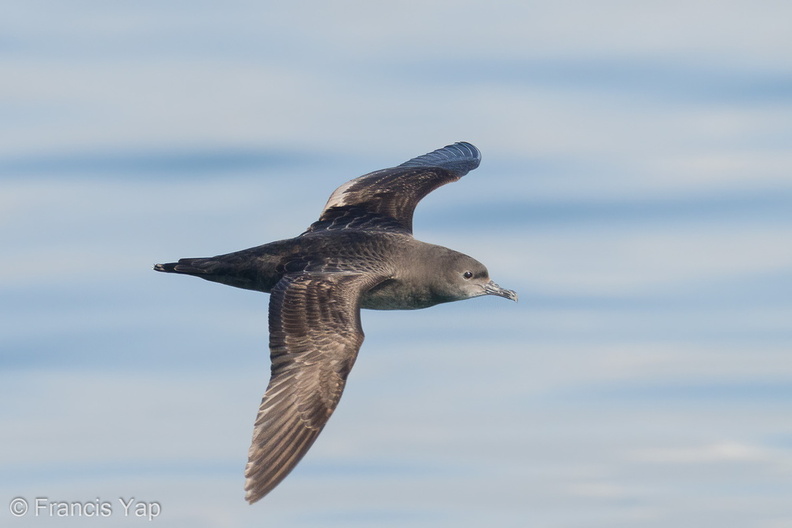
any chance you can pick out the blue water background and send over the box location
[2,2,791,527]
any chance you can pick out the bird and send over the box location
[154,141,517,503]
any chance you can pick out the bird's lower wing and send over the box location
[244,272,382,503]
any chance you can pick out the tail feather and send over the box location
[153,258,212,275]
[153,262,177,273]
[153,256,266,291]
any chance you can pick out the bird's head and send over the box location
[435,252,518,303]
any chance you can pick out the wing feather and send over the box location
[304,142,480,234]
[244,272,381,503]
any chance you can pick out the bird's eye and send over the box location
[462,271,473,280]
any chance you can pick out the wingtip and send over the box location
[244,491,260,505]
[243,471,264,504]
[398,141,481,175]
[244,474,275,504]
[244,472,259,504]
[451,140,480,159]
[448,140,481,162]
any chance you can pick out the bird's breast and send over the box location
[360,278,441,310]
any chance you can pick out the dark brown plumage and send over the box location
[154,142,517,503]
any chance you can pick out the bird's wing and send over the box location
[244,271,382,503]
[303,142,480,235]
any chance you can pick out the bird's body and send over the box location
[158,231,491,310]
[155,142,517,503]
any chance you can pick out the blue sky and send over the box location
[2,2,791,527]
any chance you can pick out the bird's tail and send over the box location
[153,258,212,275]
[153,256,268,292]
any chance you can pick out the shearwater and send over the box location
[154,142,517,502]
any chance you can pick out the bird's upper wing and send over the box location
[303,142,481,235]
[244,271,383,503]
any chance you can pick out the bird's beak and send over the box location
[484,280,518,302]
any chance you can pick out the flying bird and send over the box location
[154,142,517,503]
